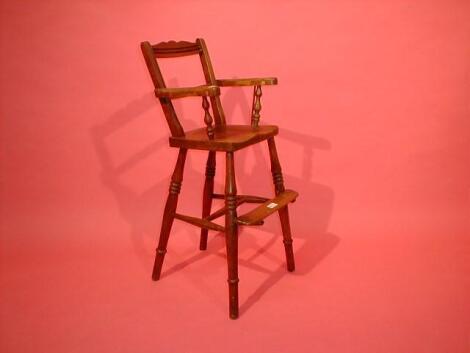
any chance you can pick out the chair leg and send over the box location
[200,151,216,250]
[225,151,239,319]
[267,137,295,272]
[152,148,187,281]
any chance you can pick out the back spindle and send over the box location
[251,85,262,127]
[202,96,214,139]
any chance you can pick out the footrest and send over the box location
[237,190,298,226]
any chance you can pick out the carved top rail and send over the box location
[152,40,201,58]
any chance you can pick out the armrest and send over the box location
[155,85,220,99]
[216,77,278,87]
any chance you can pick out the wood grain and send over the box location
[152,148,187,281]
[152,40,201,58]
[216,77,278,86]
[268,137,296,271]
[174,213,224,232]
[225,151,239,319]
[200,151,216,250]
[251,85,262,127]
[169,125,278,152]
[154,85,220,99]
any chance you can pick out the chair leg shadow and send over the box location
[239,229,340,316]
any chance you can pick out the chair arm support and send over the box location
[155,85,220,99]
[216,77,278,87]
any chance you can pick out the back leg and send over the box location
[200,151,216,250]
[152,148,187,280]
[267,137,295,271]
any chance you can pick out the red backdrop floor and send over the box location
[1,1,469,352]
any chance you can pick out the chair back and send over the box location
[141,39,226,137]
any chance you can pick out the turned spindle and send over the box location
[202,96,214,139]
[251,85,262,127]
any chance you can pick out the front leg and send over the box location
[200,151,216,250]
[225,151,239,319]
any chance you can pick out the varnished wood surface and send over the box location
[169,125,278,151]
[154,85,220,99]
[216,77,278,86]
[237,190,298,225]
[174,213,224,232]
[141,41,185,137]
[141,39,278,137]
[152,40,201,58]
[152,148,187,281]
[202,96,215,139]
[205,194,268,223]
[225,151,239,319]
[205,198,244,222]
[212,194,269,203]
[268,137,296,271]
[200,151,216,250]
[251,85,262,127]
[197,38,226,126]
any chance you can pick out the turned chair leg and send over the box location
[267,138,295,272]
[152,148,187,281]
[225,151,239,319]
[200,151,216,250]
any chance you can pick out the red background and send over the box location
[1,0,469,352]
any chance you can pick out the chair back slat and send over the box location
[152,40,202,58]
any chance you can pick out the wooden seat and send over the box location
[170,124,279,151]
[140,38,298,319]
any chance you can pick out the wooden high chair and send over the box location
[141,38,298,319]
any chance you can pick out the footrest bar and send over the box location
[174,213,225,232]
[206,198,244,221]
[212,193,269,203]
[236,190,299,226]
